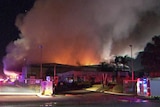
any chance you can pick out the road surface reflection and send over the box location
[0,93,160,107]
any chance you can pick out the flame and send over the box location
[3,69,19,82]
[50,57,99,66]
[44,51,100,66]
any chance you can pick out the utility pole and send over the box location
[129,45,134,80]
[53,64,56,95]
[39,45,43,79]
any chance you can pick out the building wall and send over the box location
[57,70,115,84]
[22,64,130,84]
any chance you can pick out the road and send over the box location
[0,91,160,107]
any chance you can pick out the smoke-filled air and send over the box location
[3,0,160,73]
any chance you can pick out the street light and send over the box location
[129,45,134,80]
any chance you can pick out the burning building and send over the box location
[3,0,160,81]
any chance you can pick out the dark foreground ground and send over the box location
[0,91,160,107]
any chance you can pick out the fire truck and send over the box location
[137,77,160,98]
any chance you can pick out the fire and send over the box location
[77,57,99,65]
[50,56,99,66]
[44,51,100,66]
[3,69,20,82]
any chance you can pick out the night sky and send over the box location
[0,0,35,73]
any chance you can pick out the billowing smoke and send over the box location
[3,0,160,73]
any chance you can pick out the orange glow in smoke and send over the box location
[44,51,100,66]
[52,56,99,66]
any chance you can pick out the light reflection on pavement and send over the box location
[0,92,160,107]
[118,97,149,103]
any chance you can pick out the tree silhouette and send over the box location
[114,55,130,71]
[141,35,160,72]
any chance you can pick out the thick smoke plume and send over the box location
[3,0,160,72]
